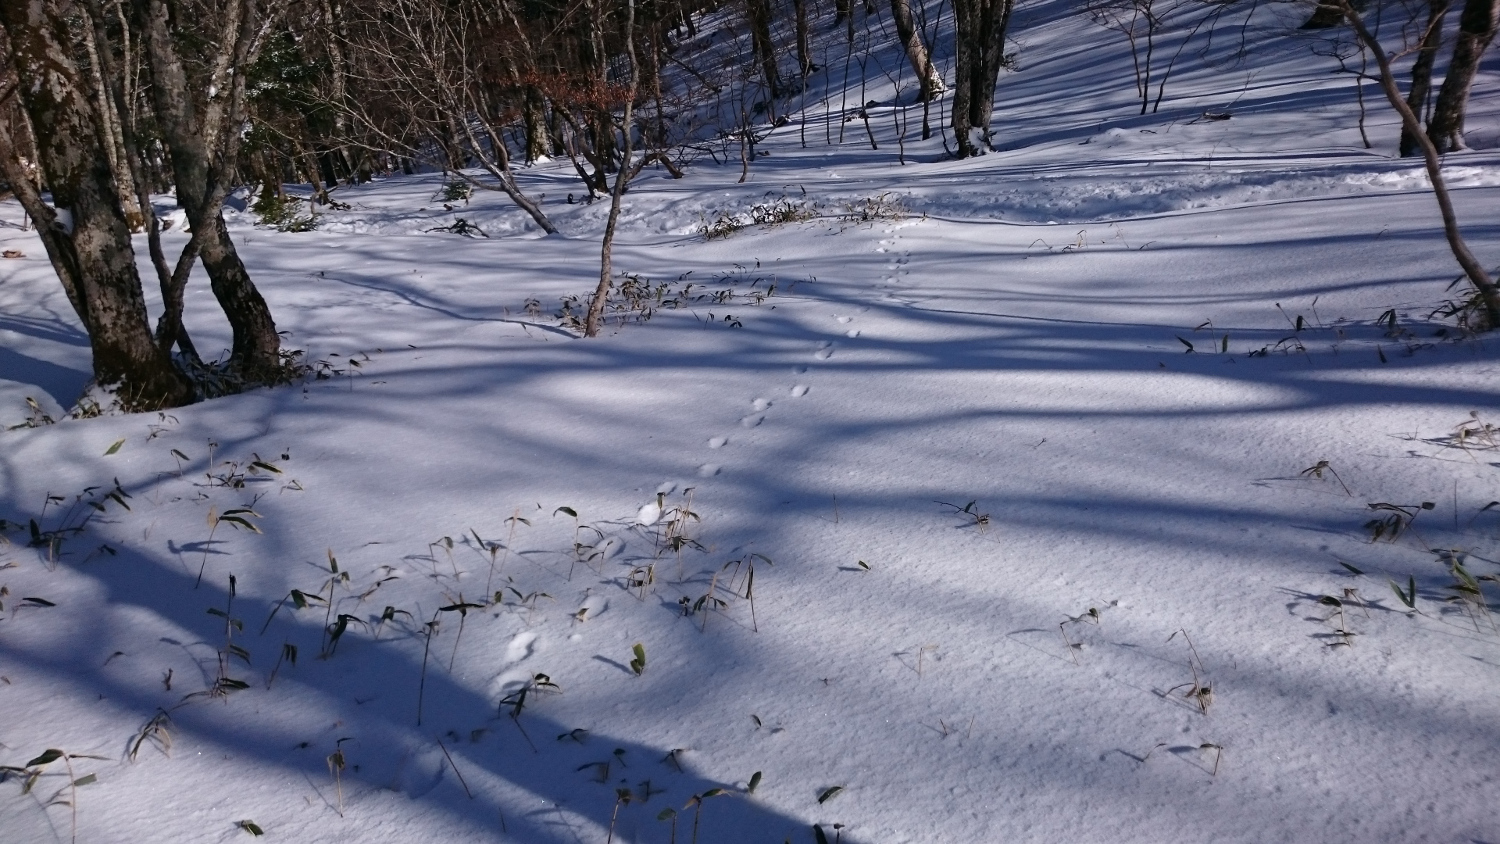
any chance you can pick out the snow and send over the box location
[3,3,1500,843]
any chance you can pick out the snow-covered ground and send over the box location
[3,3,1500,842]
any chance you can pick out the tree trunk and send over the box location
[892,0,945,102]
[951,0,1012,157]
[78,7,144,232]
[1428,0,1498,151]
[1400,0,1448,157]
[794,0,815,78]
[525,87,553,161]
[586,0,639,338]
[747,0,781,99]
[134,0,282,381]
[0,0,192,408]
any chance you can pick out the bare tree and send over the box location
[343,0,557,233]
[0,2,192,408]
[1336,0,1500,328]
[133,0,284,382]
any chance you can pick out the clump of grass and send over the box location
[722,552,772,631]
[0,748,106,843]
[685,572,728,632]
[498,673,561,750]
[841,192,908,223]
[701,196,817,239]
[629,643,647,676]
[6,396,55,429]
[1364,500,1434,544]
[128,709,174,761]
[1426,411,1499,458]
[1439,551,1497,633]
[199,575,251,698]
[1389,575,1419,612]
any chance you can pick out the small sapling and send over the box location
[327,738,351,816]
[630,642,647,676]
[1299,460,1351,495]
[1318,595,1355,647]
[684,788,727,844]
[936,499,991,532]
[608,788,634,844]
[1165,629,1213,714]
[439,596,485,669]
[196,506,261,588]
[1390,575,1418,612]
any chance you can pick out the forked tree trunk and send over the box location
[134,0,283,381]
[1427,0,1498,151]
[0,0,192,408]
[1338,0,1500,328]
[1400,0,1449,157]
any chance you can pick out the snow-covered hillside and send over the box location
[3,2,1499,842]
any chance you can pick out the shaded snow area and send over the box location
[3,2,1500,843]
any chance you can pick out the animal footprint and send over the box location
[752,397,772,411]
[837,316,853,324]
[697,463,721,477]
[846,329,860,338]
[709,436,728,449]
[740,414,765,428]
[504,630,538,665]
[815,346,835,361]
[790,384,809,397]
